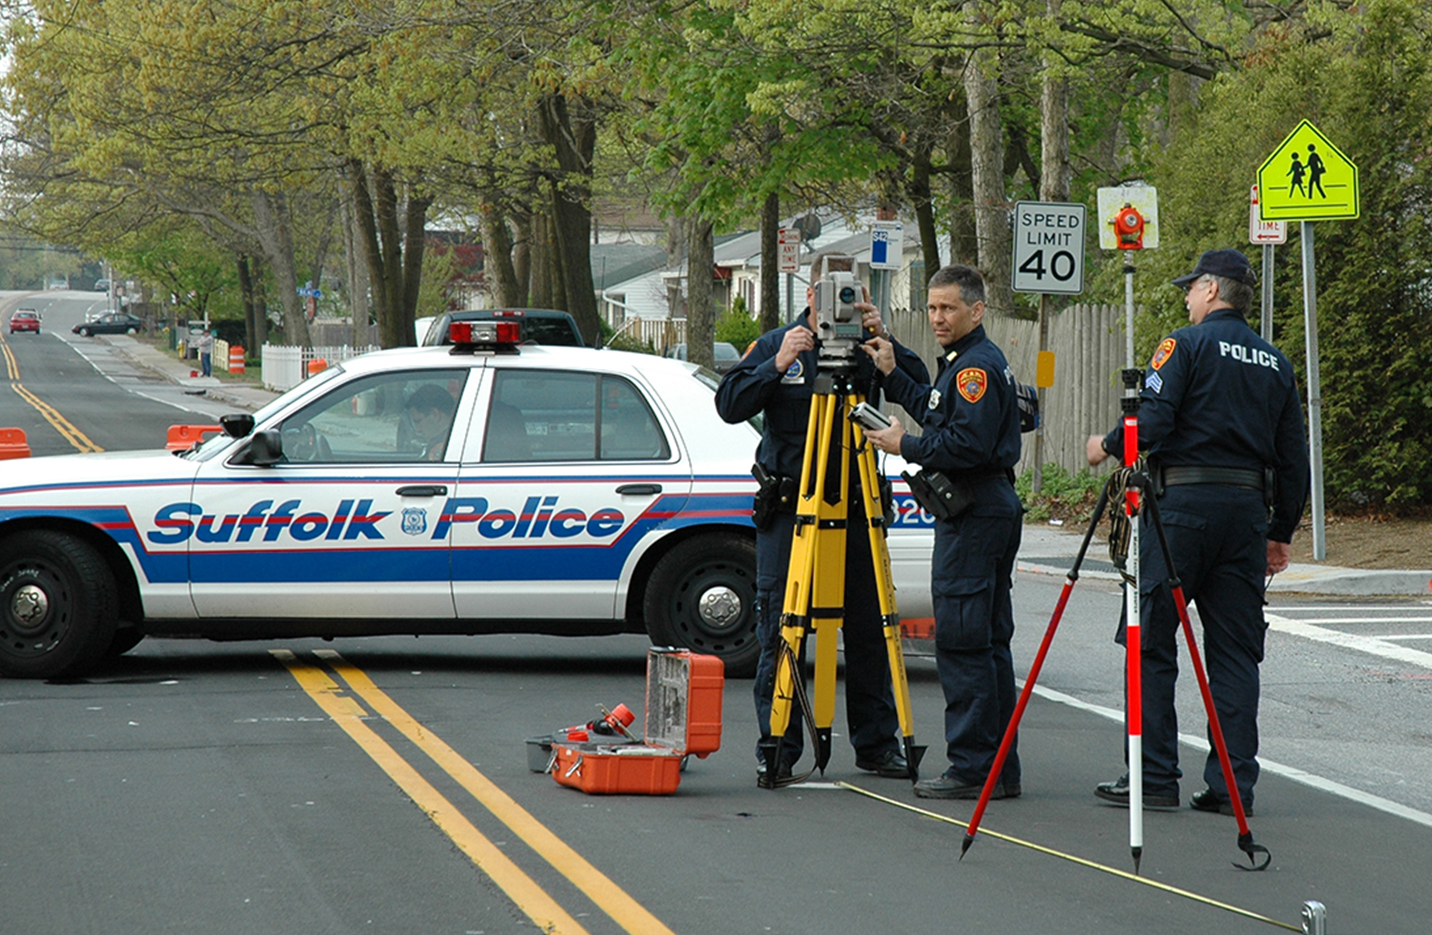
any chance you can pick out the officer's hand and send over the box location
[862,414,904,454]
[1086,434,1110,466]
[857,300,888,339]
[862,335,896,375]
[1266,540,1291,575]
[774,326,814,372]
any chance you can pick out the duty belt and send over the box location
[1161,465,1263,491]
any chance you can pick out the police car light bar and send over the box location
[450,320,522,346]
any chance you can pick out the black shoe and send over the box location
[855,750,910,779]
[1190,788,1252,817]
[755,759,793,783]
[913,771,1017,800]
[1094,774,1179,809]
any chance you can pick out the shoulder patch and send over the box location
[1150,338,1177,371]
[956,367,987,404]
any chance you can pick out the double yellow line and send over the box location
[1,331,103,453]
[273,648,677,935]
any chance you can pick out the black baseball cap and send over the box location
[1171,249,1258,288]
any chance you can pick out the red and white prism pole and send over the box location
[1122,260,1144,872]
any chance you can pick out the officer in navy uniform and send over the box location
[1086,248,1310,816]
[715,250,929,783]
[863,264,1025,800]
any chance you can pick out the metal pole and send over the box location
[785,272,793,322]
[1260,244,1274,342]
[1033,293,1050,495]
[1300,222,1326,561]
[1122,259,1143,868]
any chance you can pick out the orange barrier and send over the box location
[899,617,936,640]
[166,424,222,452]
[0,427,31,460]
[307,357,327,377]
[229,345,245,374]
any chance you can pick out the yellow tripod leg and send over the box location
[766,392,831,774]
[850,393,924,780]
[806,394,849,771]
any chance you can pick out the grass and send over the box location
[1016,463,1109,526]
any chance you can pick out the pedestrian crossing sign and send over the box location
[1256,120,1359,221]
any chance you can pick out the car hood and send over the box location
[0,449,200,500]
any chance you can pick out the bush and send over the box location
[715,304,762,351]
[1016,463,1108,525]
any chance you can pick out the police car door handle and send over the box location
[396,485,448,497]
[615,483,662,496]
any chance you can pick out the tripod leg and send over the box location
[1141,488,1270,871]
[963,481,1113,857]
[850,397,924,780]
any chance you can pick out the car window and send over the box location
[484,369,670,462]
[273,369,469,463]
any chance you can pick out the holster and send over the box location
[901,468,974,522]
[751,464,797,531]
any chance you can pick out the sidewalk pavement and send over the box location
[1018,521,1432,598]
[103,334,280,413]
[105,335,1432,599]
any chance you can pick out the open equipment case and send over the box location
[549,648,724,795]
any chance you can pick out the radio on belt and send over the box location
[549,648,724,795]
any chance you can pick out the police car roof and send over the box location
[336,342,701,380]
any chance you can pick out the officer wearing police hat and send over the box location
[1085,247,1310,817]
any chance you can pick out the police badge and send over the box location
[401,507,428,536]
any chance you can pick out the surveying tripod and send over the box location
[759,367,925,788]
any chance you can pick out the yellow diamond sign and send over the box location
[1256,120,1359,221]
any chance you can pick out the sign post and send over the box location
[1256,120,1360,562]
[868,220,902,315]
[1248,185,1287,342]
[778,228,801,319]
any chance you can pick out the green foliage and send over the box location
[715,305,761,351]
[1016,463,1108,525]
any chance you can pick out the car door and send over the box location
[186,367,472,619]
[450,364,691,620]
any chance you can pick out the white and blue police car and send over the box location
[0,321,935,679]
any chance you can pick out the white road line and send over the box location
[1028,682,1432,829]
[1265,612,1432,671]
[1368,634,1432,641]
[1271,603,1432,612]
[1273,616,1432,625]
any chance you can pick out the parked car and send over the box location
[93,279,111,292]
[665,341,743,374]
[423,308,584,347]
[72,313,143,337]
[8,309,41,335]
[0,328,936,679]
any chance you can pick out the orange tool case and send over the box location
[550,648,723,795]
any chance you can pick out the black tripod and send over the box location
[760,366,924,788]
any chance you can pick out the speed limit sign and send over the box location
[1012,201,1086,295]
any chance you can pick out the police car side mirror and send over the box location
[232,429,284,467]
[220,413,255,438]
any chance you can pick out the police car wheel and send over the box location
[0,530,119,679]
[107,627,145,658]
[643,534,759,678]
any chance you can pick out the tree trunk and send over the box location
[236,253,256,354]
[911,147,941,290]
[1034,8,1070,494]
[480,203,523,308]
[346,159,429,348]
[665,214,686,323]
[528,211,553,309]
[538,92,600,345]
[510,211,532,308]
[963,35,1013,316]
[687,217,716,371]
[340,198,371,346]
[251,257,269,349]
[250,190,312,347]
[947,92,978,267]
[760,191,780,333]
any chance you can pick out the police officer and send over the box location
[863,264,1024,799]
[715,250,929,782]
[1085,248,1310,816]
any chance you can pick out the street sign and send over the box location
[1248,185,1287,244]
[1096,185,1159,250]
[1256,120,1359,221]
[777,228,801,273]
[869,220,903,270]
[1012,201,1086,294]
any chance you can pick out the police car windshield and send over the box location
[183,365,347,461]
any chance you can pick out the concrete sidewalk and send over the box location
[104,334,1432,599]
[1018,520,1432,598]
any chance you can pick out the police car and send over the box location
[0,321,936,680]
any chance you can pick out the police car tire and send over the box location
[0,531,119,679]
[107,627,145,658]
[642,534,759,679]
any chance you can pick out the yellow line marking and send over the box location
[836,782,1300,932]
[271,649,593,935]
[314,649,680,935]
[1,330,103,452]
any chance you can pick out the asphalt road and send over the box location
[2,289,1430,934]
